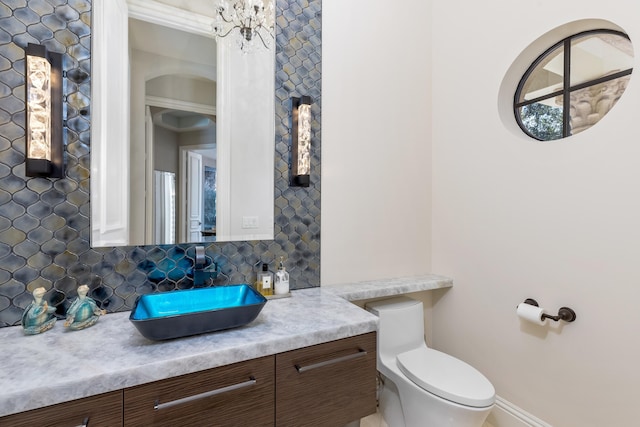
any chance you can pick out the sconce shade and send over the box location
[290,96,312,187]
[25,43,63,178]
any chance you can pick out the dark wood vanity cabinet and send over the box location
[275,332,377,427]
[123,355,274,427]
[0,391,123,427]
[2,333,376,427]
[121,333,376,427]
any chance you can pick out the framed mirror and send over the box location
[91,0,275,247]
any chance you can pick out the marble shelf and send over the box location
[324,274,453,301]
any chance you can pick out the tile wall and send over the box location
[0,0,321,327]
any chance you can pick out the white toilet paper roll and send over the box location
[516,303,547,325]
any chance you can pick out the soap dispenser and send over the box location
[255,263,273,296]
[274,257,290,295]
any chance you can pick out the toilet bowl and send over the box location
[366,296,495,427]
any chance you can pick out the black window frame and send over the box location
[514,29,633,141]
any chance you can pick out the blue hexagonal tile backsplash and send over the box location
[0,0,321,327]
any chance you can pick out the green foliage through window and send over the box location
[519,103,563,141]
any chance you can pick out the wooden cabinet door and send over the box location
[275,332,377,427]
[124,355,274,427]
[0,391,123,427]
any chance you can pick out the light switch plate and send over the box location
[242,216,259,229]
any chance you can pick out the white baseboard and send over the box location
[486,396,553,427]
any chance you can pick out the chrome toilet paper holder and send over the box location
[523,298,577,323]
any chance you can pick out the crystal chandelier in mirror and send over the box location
[213,0,275,52]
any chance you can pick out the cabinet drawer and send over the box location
[124,355,274,427]
[275,332,377,427]
[0,391,123,427]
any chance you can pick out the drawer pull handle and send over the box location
[74,418,89,427]
[295,349,367,373]
[154,376,257,411]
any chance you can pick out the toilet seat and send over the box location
[396,347,495,408]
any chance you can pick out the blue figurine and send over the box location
[64,285,106,330]
[22,287,57,335]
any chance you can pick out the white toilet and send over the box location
[365,296,495,427]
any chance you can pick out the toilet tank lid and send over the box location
[396,347,495,408]
[365,296,420,316]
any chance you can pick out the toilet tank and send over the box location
[366,296,425,359]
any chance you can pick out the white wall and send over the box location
[324,0,640,425]
[321,0,433,285]
[431,1,640,426]
[216,39,274,241]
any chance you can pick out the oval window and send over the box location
[514,30,633,141]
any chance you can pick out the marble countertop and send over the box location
[0,287,377,417]
[0,274,453,418]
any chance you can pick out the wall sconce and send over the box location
[25,43,64,178]
[290,96,312,187]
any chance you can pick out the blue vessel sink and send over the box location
[129,284,267,341]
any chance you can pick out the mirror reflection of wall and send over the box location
[91,0,275,248]
[150,105,217,245]
[130,16,218,246]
